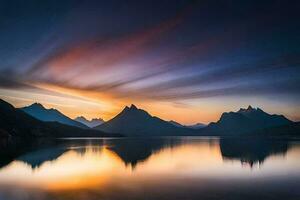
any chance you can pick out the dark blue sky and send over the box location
[0,0,299,123]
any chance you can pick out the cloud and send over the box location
[26,1,197,82]
[31,54,299,101]
[148,80,300,100]
[1,1,299,104]
[0,73,89,101]
[134,54,300,93]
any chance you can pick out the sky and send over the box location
[0,0,299,124]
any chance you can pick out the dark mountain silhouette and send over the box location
[2,99,298,137]
[74,116,105,128]
[252,122,300,137]
[21,103,87,128]
[203,106,293,135]
[168,120,184,127]
[95,104,195,136]
[0,99,119,138]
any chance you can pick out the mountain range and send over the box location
[0,99,299,138]
[0,99,117,138]
[74,116,105,128]
[96,104,298,136]
[21,103,87,129]
[95,104,195,136]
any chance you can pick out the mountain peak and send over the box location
[30,102,45,109]
[74,116,104,128]
[21,103,87,128]
[247,105,253,110]
[96,104,193,136]
[123,104,139,112]
[130,104,138,110]
[238,105,256,113]
[75,116,87,120]
[208,105,293,135]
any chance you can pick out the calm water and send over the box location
[0,137,300,200]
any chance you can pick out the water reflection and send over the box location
[0,138,65,169]
[220,138,289,167]
[0,138,292,169]
[0,137,300,200]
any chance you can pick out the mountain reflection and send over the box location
[220,138,289,167]
[105,138,184,168]
[0,138,64,169]
[0,137,291,170]
[0,137,300,200]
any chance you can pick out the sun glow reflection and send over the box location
[0,147,128,190]
[0,140,299,193]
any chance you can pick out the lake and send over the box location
[0,137,300,200]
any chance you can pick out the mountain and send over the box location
[168,120,184,127]
[0,99,118,138]
[21,103,87,129]
[74,116,105,128]
[252,122,300,137]
[187,123,207,129]
[169,120,206,129]
[95,104,195,136]
[203,105,293,135]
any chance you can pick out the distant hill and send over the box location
[0,99,118,138]
[168,120,206,129]
[21,103,87,129]
[203,106,293,135]
[95,104,195,136]
[187,123,207,129]
[74,116,105,128]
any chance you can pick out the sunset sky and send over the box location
[0,0,299,124]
